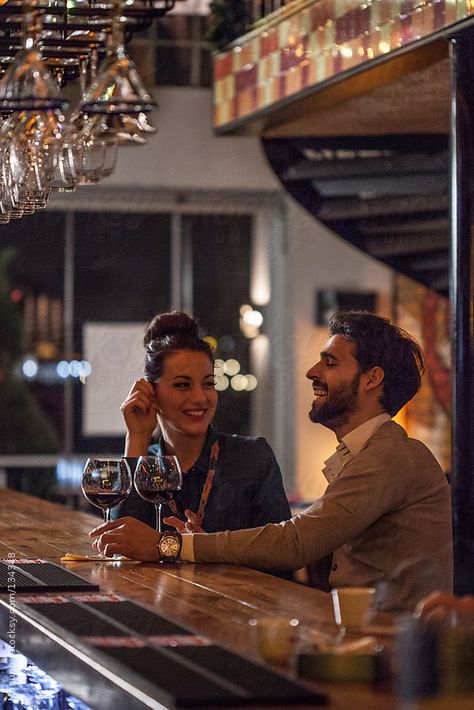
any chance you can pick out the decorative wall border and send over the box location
[213,0,473,129]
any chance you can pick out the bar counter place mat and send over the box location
[0,559,99,593]
[21,593,327,707]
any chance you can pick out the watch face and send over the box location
[160,535,180,558]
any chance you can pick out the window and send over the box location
[0,204,254,498]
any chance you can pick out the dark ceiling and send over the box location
[264,133,450,295]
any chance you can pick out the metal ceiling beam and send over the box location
[363,232,448,257]
[359,217,449,235]
[290,134,449,153]
[281,153,449,182]
[312,174,447,198]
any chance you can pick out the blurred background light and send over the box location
[244,374,258,391]
[242,308,263,328]
[231,374,248,391]
[57,361,69,378]
[214,359,225,376]
[223,358,240,376]
[215,374,230,391]
[22,359,38,378]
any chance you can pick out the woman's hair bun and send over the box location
[144,311,199,345]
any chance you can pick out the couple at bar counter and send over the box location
[91,309,453,612]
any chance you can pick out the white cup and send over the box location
[252,616,300,664]
[331,587,375,631]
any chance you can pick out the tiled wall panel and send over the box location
[213,0,473,128]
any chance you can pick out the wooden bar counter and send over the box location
[0,489,396,709]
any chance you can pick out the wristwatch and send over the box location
[157,532,182,562]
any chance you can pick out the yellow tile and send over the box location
[214,78,224,104]
[279,19,290,47]
[316,52,328,83]
[323,19,335,53]
[259,80,272,108]
[232,46,243,73]
[308,57,317,86]
[224,75,235,101]
[214,102,227,127]
[300,8,312,35]
[371,0,381,30]
[455,0,469,19]
[270,49,281,77]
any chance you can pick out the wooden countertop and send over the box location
[0,489,396,709]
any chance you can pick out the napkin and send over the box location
[60,553,132,562]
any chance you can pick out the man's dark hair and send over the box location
[329,311,425,416]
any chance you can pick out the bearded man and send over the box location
[92,311,453,611]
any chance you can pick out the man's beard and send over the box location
[309,372,361,429]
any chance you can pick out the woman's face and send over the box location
[154,350,217,439]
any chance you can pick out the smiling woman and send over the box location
[113,311,291,538]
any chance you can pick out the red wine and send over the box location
[84,491,128,509]
[135,489,174,505]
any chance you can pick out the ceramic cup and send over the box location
[251,616,300,664]
[331,587,376,632]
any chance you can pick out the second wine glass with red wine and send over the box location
[134,456,182,532]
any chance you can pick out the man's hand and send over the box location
[416,591,474,620]
[163,508,203,533]
[89,516,160,561]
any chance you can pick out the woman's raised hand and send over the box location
[121,379,158,451]
[163,508,204,534]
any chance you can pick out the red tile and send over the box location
[311,0,333,30]
[401,0,416,16]
[401,13,413,43]
[235,64,257,93]
[214,52,233,81]
[260,28,279,57]
[356,4,371,35]
[281,46,300,72]
[433,0,446,30]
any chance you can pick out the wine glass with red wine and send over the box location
[81,458,132,524]
[134,456,182,532]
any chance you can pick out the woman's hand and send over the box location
[89,516,160,561]
[121,379,157,451]
[163,508,203,534]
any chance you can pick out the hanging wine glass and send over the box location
[72,113,119,184]
[79,1,155,116]
[8,109,61,210]
[0,6,67,113]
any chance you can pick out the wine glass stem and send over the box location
[104,508,111,524]
[155,503,162,533]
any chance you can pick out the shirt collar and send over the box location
[322,412,391,483]
[341,412,392,456]
[157,425,218,474]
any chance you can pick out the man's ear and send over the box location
[363,366,384,391]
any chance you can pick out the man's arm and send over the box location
[190,452,406,571]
